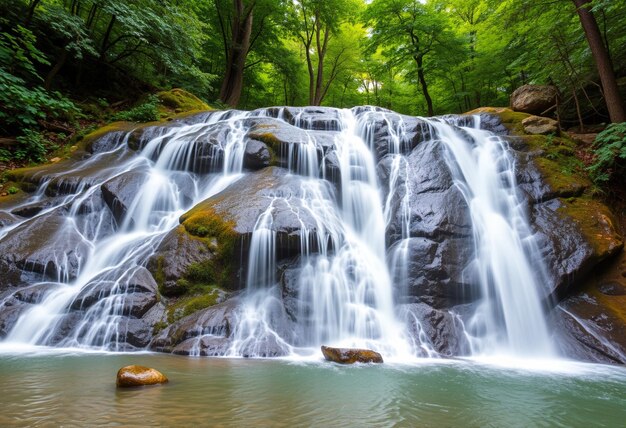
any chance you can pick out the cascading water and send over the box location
[4,111,248,349]
[0,105,555,360]
[432,116,554,357]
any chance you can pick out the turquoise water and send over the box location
[0,350,625,427]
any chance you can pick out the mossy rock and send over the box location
[557,197,623,260]
[533,156,589,198]
[470,108,591,200]
[467,107,530,134]
[166,287,224,323]
[78,121,138,152]
[157,88,211,117]
[181,205,237,240]
[0,181,30,207]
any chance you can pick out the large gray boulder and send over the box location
[0,210,92,287]
[510,85,558,115]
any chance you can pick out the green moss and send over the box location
[157,88,211,117]
[179,205,239,290]
[78,121,138,150]
[534,156,589,196]
[186,261,214,284]
[152,321,169,335]
[154,255,166,295]
[557,197,623,258]
[253,132,282,154]
[466,107,530,134]
[166,288,221,323]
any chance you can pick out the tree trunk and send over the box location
[99,15,117,61]
[44,49,68,91]
[312,21,329,106]
[572,0,625,123]
[219,0,254,107]
[415,55,434,116]
[25,0,42,26]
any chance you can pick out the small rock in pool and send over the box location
[321,346,383,364]
[116,365,169,387]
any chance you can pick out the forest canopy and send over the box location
[1,0,625,162]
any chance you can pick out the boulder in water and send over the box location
[116,365,168,387]
[321,346,383,364]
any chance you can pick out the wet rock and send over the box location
[264,106,343,130]
[151,298,239,352]
[403,141,472,240]
[39,151,135,197]
[87,131,130,154]
[598,282,626,296]
[171,335,232,356]
[245,117,336,170]
[279,257,303,321]
[100,170,148,225]
[521,115,559,135]
[118,319,154,348]
[13,282,59,304]
[243,139,271,170]
[399,303,470,357]
[0,259,29,292]
[11,198,64,218]
[475,113,509,135]
[0,299,31,337]
[510,85,558,115]
[0,211,18,227]
[397,237,475,308]
[552,294,626,364]
[321,346,383,364]
[0,211,92,284]
[181,167,328,269]
[147,225,215,296]
[532,198,623,299]
[72,267,158,311]
[352,108,432,160]
[116,365,168,387]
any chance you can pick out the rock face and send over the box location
[179,167,327,270]
[381,136,474,309]
[0,105,624,364]
[116,365,168,387]
[321,346,384,364]
[510,85,558,115]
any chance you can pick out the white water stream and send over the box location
[0,107,553,360]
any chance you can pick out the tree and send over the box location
[216,0,255,106]
[365,0,458,116]
[572,0,625,123]
[289,0,357,106]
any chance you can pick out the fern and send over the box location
[588,123,626,185]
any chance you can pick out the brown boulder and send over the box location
[510,85,558,115]
[521,115,559,135]
[321,346,383,364]
[116,365,168,387]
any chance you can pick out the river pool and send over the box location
[0,349,624,427]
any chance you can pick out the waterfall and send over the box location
[0,106,555,360]
[432,116,554,357]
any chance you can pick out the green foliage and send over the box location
[588,123,626,184]
[0,0,623,130]
[0,69,76,131]
[15,129,47,162]
[0,21,77,135]
[111,95,160,122]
